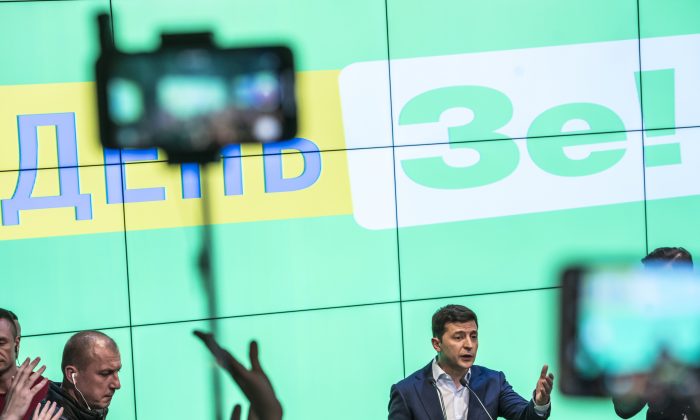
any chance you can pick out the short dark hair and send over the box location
[432,304,478,339]
[61,330,119,373]
[0,308,18,338]
[642,247,693,267]
[8,310,20,336]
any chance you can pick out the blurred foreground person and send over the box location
[389,304,553,420]
[612,247,699,420]
[46,331,121,420]
[0,309,48,419]
[194,331,282,420]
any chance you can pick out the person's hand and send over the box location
[32,401,63,420]
[230,404,246,420]
[534,364,554,405]
[194,331,282,420]
[0,358,48,420]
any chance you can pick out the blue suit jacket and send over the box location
[388,362,550,420]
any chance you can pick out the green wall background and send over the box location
[1,1,699,419]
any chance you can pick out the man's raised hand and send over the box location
[534,364,554,405]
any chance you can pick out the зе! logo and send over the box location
[340,35,700,229]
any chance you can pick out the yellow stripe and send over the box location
[0,70,352,241]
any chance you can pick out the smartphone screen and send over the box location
[97,45,296,152]
[560,262,700,396]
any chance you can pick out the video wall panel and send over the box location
[0,228,130,335]
[0,165,129,335]
[111,0,389,72]
[0,1,698,419]
[0,84,107,171]
[638,36,700,131]
[111,0,393,154]
[386,0,639,59]
[0,0,107,86]
[639,0,700,40]
[131,304,404,420]
[381,37,643,145]
[645,126,700,254]
[123,150,399,325]
[392,133,647,300]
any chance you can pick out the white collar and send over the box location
[431,357,471,385]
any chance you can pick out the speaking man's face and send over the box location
[75,342,122,409]
[433,321,478,376]
[0,319,18,376]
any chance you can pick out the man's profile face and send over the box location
[432,321,478,375]
[0,319,18,376]
[76,342,122,409]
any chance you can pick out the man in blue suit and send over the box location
[389,305,554,420]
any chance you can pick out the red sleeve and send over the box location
[22,376,50,420]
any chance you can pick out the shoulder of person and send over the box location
[471,365,508,381]
[44,381,63,399]
[393,361,433,389]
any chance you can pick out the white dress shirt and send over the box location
[431,359,470,420]
[431,359,550,419]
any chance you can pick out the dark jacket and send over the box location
[613,395,700,420]
[389,362,550,420]
[44,382,109,420]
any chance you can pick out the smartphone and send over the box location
[96,44,297,154]
[559,261,700,396]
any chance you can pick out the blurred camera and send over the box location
[559,260,700,400]
[95,14,297,163]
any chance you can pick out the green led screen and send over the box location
[1,1,700,419]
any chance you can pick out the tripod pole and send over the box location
[198,166,224,420]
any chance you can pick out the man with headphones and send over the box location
[44,331,121,420]
[388,304,554,420]
[0,308,49,419]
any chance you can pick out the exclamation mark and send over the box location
[635,69,682,167]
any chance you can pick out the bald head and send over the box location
[61,330,122,409]
[61,330,119,374]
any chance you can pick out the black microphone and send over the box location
[460,377,494,420]
[429,379,447,420]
